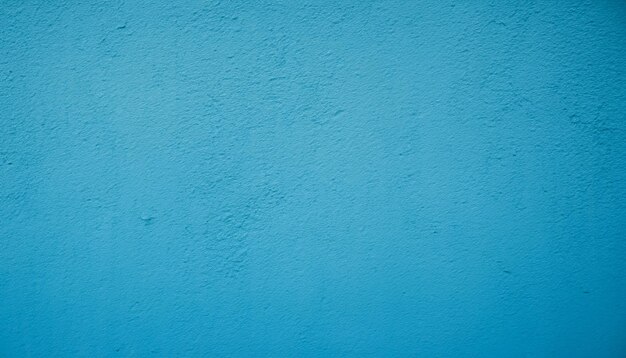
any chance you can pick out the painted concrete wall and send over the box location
[1,1,625,356]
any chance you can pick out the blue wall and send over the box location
[2,1,625,356]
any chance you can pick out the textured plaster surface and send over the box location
[1,1,625,356]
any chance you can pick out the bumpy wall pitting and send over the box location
[1,1,625,356]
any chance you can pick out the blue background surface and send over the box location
[1,1,625,356]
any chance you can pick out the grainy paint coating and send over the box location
[1,1,625,356]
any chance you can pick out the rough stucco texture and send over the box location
[1,1,626,357]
